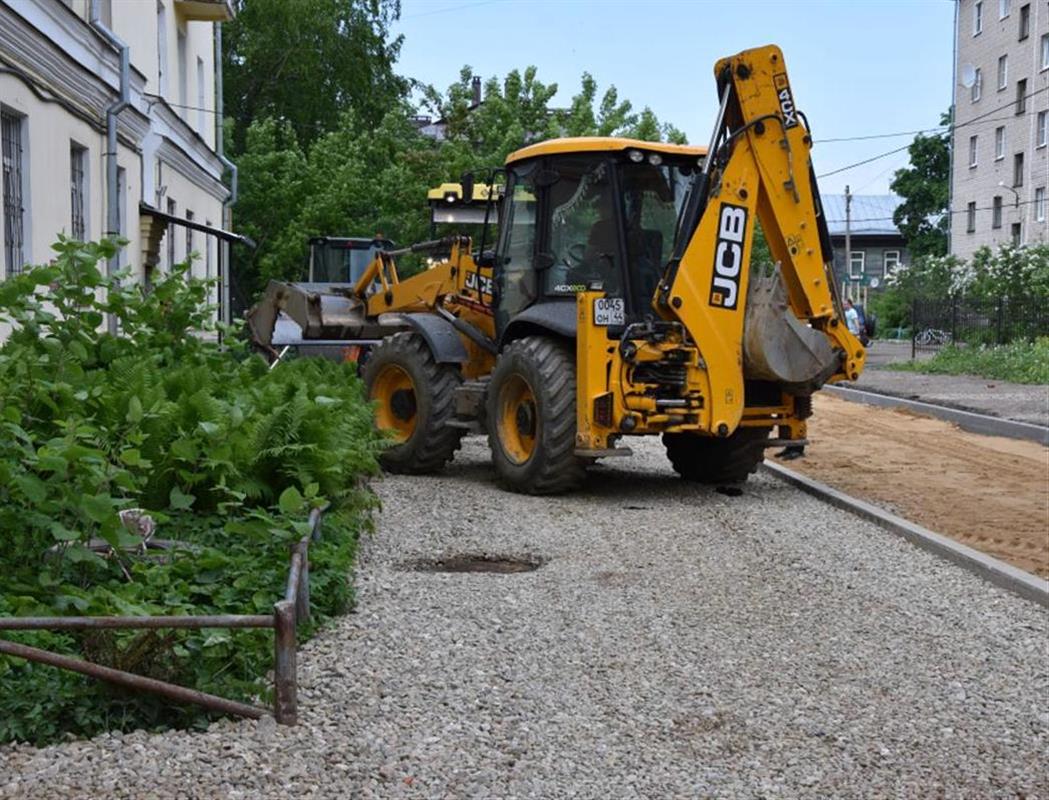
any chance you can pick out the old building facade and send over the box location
[951,0,1049,258]
[0,0,241,333]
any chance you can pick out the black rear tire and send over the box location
[363,332,464,474]
[663,426,771,484]
[487,336,586,495]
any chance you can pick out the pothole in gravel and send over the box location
[405,554,544,574]
[716,485,744,497]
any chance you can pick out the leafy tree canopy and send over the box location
[223,0,407,151]
[890,110,951,258]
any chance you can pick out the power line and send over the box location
[825,196,1042,224]
[814,126,947,144]
[817,144,912,178]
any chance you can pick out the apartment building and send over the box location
[0,0,244,333]
[951,0,1049,258]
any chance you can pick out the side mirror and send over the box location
[460,172,475,204]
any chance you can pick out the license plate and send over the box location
[593,297,625,326]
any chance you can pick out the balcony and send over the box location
[174,0,235,22]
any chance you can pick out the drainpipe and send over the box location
[215,24,237,328]
[89,0,129,335]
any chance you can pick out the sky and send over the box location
[391,0,956,196]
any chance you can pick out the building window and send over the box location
[116,166,127,267]
[971,67,982,102]
[205,221,212,280]
[968,134,978,167]
[966,202,977,233]
[177,28,187,119]
[1018,3,1029,39]
[156,1,167,96]
[1011,222,1022,246]
[185,210,194,271]
[1038,111,1047,148]
[995,126,1005,159]
[2,109,26,277]
[166,197,176,268]
[884,250,901,275]
[997,55,1008,90]
[973,0,983,34]
[999,0,1010,16]
[1036,187,1046,222]
[1015,78,1026,114]
[1042,34,1049,70]
[992,195,1003,229]
[1014,152,1024,187]
[849,250,865,277]
[196,57,206,137]
[70,143,87,241]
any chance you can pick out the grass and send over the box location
[890,337,1049,385]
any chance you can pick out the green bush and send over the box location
[0,238,382,744]
[893,338,1049,384]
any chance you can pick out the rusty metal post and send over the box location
[273,599,297,725]
[0,638,265,719]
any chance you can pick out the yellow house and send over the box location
[0,0,246,335]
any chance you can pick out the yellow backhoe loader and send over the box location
[248,45,865,494]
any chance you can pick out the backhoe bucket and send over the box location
[743,266,839,393]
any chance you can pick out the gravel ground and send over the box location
[2,437,1047,799]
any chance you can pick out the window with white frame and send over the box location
[999,0,1010,17]
[1036,187,1046,222]
[997,54,1008,89]
[1042,34,1049,70]
[1018,3,1029,40]
[2,109,27,277]
[177,28,188,120]
[205,221,212,281]
[69,143,87,241]
[995,126,1005,159]
[1016,78,1027,113]
[166,198,176,268]
[849,250,865,277]
[196,57,206,137]
[971,67,982,102]
[156,1,167,96]
[992,195,1003,228]
[967,201,977,233]
[185,210,194,272]
[969,134,978,167]
[1038,111,1047,147]
[883,250,901,275]
[973,0,983,34]
[1014,151,1024,187]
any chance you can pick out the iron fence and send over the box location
[911,297,1049,356]
[0,506,328,727]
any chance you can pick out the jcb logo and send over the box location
[708,203,747,310]
[465,271,493,296]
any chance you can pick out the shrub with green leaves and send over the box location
[0,238,382,744]
[892,337,1049,385]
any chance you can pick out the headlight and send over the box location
[647,153,662,166]
[627,149,644,163]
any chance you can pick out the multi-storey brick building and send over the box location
[951,0,1049,258]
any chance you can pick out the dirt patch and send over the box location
[786,394,1049,578]
[405,555,543,574]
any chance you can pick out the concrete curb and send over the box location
[823,384,1049,446]
[760,462,1049,608]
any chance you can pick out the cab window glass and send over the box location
[545,157,621,297]
[495,163,538,326]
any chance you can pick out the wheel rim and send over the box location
[497,374,538,465]
[371,364,417,443]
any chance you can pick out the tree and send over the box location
[890,110,951,258]
[223,0,407,152]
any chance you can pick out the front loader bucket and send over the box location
[743,266,839,393]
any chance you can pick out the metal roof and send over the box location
[507,137,707,164]
[820,194,904,237]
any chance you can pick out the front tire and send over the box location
[363,332,464,474]
[663,426,771,484]
[486,336,586,494]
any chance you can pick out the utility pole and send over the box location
[844,184,852,301]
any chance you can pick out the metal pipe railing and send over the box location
[0,506,329,727]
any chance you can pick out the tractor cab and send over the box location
[308,236,394,284]
[476,139,707,333]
